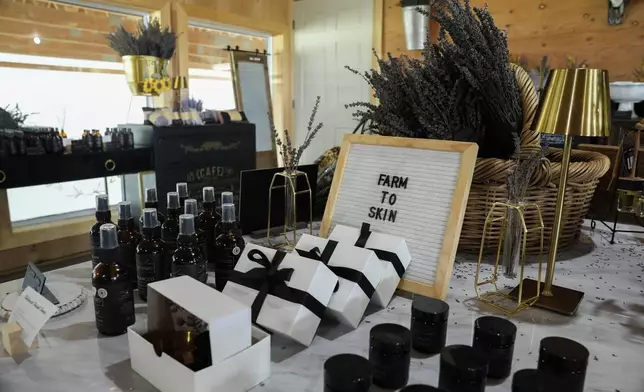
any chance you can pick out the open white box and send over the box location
[329,224,412,308]
[128,276,270,392]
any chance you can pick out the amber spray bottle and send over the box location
[213,203,245,291]
[90,194,113,270]
[162,192,181,255]
[136,208,169,301]
[172,214,207,283]
[116,201,141,289]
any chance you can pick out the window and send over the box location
[187,24,269,111]
[0,1,146,225]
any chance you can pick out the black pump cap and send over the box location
[512,369,548,392]
[95,194,109,212]
[474,316,517,347]
[145,188,158,203]
[411,296,449,323]
[401,385,449,392]
[99,224,118,250]
[370,323,411,355]
[142,208,159,228]
[440,345,489,381]
[324,354,371,392]
[538,337,589,373]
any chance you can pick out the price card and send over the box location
[8,286,58,347]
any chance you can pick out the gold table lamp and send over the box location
[509,68,611,315]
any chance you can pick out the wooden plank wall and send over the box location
[382,0,644,81]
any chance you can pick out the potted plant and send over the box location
[106,19,177,96]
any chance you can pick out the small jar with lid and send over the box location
[537,336,589,392]
[439,345,489,392]
[369,323,411,389]
[401,385,450,392]
[512,369,548,392]
[324,354,371,392]
[410,295,449,354]
[472,316,517,379]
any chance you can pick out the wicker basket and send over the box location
[459,65,611,253]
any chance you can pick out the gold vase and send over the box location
[122,55,170,96]
[474,201,545,315]
[267,170,313,248]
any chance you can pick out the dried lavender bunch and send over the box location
[270,97,324,173]
[346,0,522,159]
[507,135,548,203]
[107,18,176,59]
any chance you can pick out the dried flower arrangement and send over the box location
[270,96,324,173]
[0,104,31,129]
[534,56,550,94]
[346,0,522,159]
[566,56,588,69]
[106,18,176,59]
[507,136,548,203]
[511,54,529,72]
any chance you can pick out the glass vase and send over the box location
[267,170,313,248]
[284,173,297,232]
[502,205,523,279]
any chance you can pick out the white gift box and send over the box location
[223,243,338,346]
[128,276,270,392]
[329,223,412,308]
[294,234,383,329]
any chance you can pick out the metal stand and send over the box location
[590,125,644,243]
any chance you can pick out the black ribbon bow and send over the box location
[355,222,406,278]
[227,249,326,322]
[296,240,375,299]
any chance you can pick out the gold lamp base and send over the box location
[508,278,584,316]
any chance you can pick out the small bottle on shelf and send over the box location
[176,182,189,209]
[185,199,208,264]
[199,187,220,266]
[90,194,113,269]
[92,223,135,336]
[139,188,165,230]
[136,208,169,301]
[116,201,142,289]
[213,203,245,291]
[171,214,207,283]
[162,192,181,254]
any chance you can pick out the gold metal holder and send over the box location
[475,201,545,315]
[122,55,170,96]
[617,189,641,213]
[267,170,313,248]
[173,76,188,90]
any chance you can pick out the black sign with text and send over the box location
[153,124,256,211]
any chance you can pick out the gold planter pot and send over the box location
[122,55,171,96]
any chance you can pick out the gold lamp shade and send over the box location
[533,68,611,137]
[173,76,188,90]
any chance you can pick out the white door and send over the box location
[294,0,373,164]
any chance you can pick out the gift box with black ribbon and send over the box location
[222,243,338,346]
[294,234,382,329]
[328,223,412,308]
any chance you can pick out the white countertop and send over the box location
[0,223,643,392]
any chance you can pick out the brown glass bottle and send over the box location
[213,203,245,291]
[171,214,207,283]
[185,198,208,263]
[162,192,181,255]
[136,208,169,301]
[176,182,189,210]
[92,224,135,336]
[90,194,113,269]
[199,187,220,267]
[139,188,165,230]
[116,201,142,289]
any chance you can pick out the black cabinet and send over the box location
[153,124,256,210]
[0,148,153,189]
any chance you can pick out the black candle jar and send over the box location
[439,345,489,392]
[512,369,548,392]
[324,354,372,392]
[369,323,411,389]
[472,316,517,379]
[537,337,589,392]
[410,295,449,354]
[401,385,449,392]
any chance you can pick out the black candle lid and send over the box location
[401,0,431,6]
[324,354,372,392]
[370,323,411,354]
[401,385,449,392]
[474,316,517,346]
[411,296,449,323]
[538,337,589,372]
[440,345,489,381]
[512,369,547,392]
